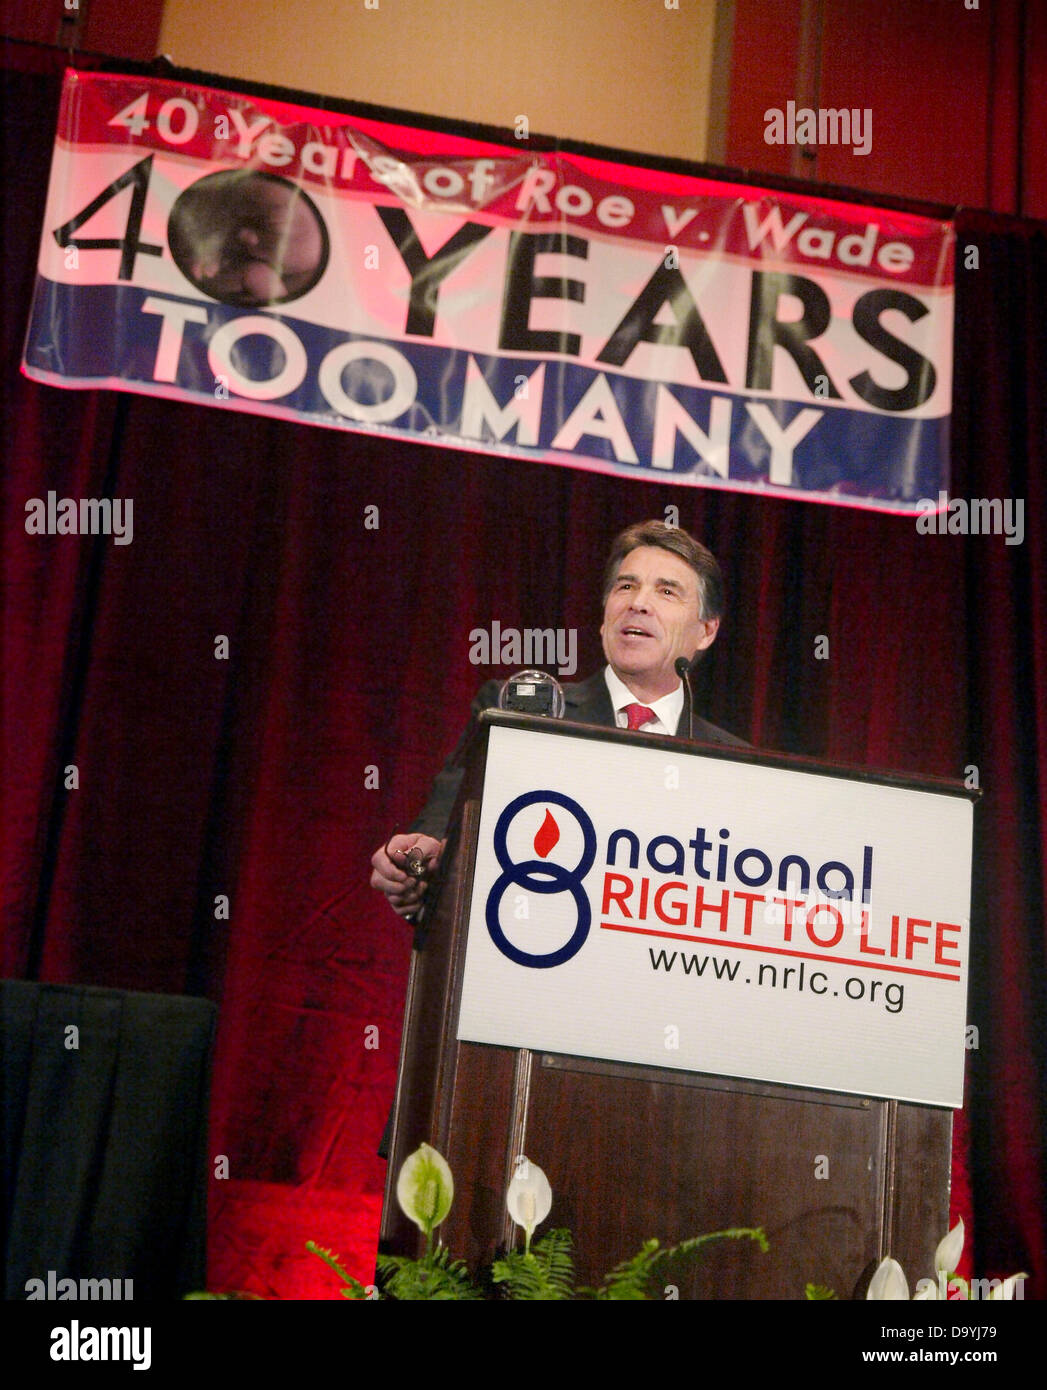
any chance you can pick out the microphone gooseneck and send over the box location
[674,656,694,741]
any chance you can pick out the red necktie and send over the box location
[624,703,656,731]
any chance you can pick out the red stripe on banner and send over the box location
[57,70,954,285]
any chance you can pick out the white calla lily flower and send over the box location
[396,1143,454,1239]
[867,1257,910,1300]
[933,1218,965,1276]
[865,1222,1024,1304]
[506,1157,552,1251]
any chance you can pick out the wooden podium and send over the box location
[380,712,973,1299]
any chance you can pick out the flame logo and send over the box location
[533,809,560,858]
[487,790,595,967]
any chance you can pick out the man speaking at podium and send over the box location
[370,519,747,921]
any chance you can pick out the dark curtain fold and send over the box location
[2,56,1043,1297]
[0,981,215,1298]
[952,211,1047,1291]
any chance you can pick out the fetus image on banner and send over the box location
[167,170,328,306]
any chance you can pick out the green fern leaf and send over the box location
[376,1245,481,1300]
[305,1240,373,1299]
[492,1228,575,1300]
[591,1227,768,1300]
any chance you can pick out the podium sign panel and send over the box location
[457,724,972,1107]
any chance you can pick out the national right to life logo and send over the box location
[485,790,597,968]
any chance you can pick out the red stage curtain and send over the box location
[2,53,1044,1298]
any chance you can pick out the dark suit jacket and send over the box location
[409,670,748,841]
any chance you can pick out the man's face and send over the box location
[600,546,719,698]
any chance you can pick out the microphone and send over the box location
[675,656,694,741]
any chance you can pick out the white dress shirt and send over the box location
[603,665,683,736]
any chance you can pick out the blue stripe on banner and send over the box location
[24,278,948,504]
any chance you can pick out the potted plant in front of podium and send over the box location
[306,1142,768,1300]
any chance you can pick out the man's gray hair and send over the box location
[602,521,725,621]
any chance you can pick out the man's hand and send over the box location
[370,834,445,919]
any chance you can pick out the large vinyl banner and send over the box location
[24,70,955,511]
